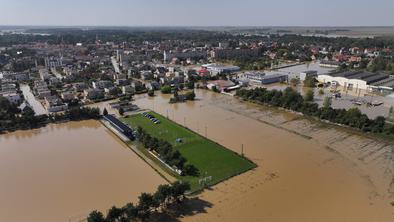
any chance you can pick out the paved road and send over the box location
[111,56,120,73]
[20,84,47,115]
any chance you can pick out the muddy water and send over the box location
[0,120,166,222]
[134,90,394,222]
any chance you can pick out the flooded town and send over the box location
[1,3,394,221]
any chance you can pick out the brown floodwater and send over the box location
[133,90,394,222]
[0,120,166,222]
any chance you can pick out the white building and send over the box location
[317,71,389,90]
[202,64,241,75]
[243,72,266,83]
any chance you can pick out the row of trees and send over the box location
[0,96,100,133]
[236,87,394,134]
[160,81,195,95]
[87,181,191,222]
[160,85,172,94]
[136,126,199,176]
[231,56,272,71]
[169,90,196,104]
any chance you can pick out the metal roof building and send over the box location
[103,115,134,140]
[317,71,390,90]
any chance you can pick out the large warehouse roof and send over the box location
[329,71,389,84]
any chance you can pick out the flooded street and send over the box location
[134,90,394,222]
[0,120,166,222]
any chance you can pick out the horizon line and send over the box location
[1,25,394,28]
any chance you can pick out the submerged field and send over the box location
[0,120,166,222]
[129,91,394,222]
[121,111,256,192]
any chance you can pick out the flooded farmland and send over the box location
[0,120,166,222]
[133,89,394,222]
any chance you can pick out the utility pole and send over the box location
[205,125,207,138]
[241,144,244,157]
[184,117,186,126]
[166,109,169,118]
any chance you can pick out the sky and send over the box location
[1,0,394,27]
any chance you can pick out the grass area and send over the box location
[121,111,256,192]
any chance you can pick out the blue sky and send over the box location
[1,0,394,26]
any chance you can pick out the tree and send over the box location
[303,76,317,88]
[106,206,123,222]
[371,116,386,133]
[123,203,138,221]
[87,181,191,222]
[137,193,155,219]
[304,89,314,102]
[87,211,106,222]
[148,90,155,97]
[173,89,179,98]
[103,108,108,116]
[185,91,196,101]
[183,164,200,176]
[323,97,332,108]
[161,85,172,94]
[171,181,191,203]
[154,184,172,208]
[186,81,195,89]
[119,107,125,116]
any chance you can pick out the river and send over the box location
[0,120,166,222]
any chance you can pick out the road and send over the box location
[20,84,47,115]
[111,56,120,73]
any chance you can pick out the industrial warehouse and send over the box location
[317,71,394,91]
